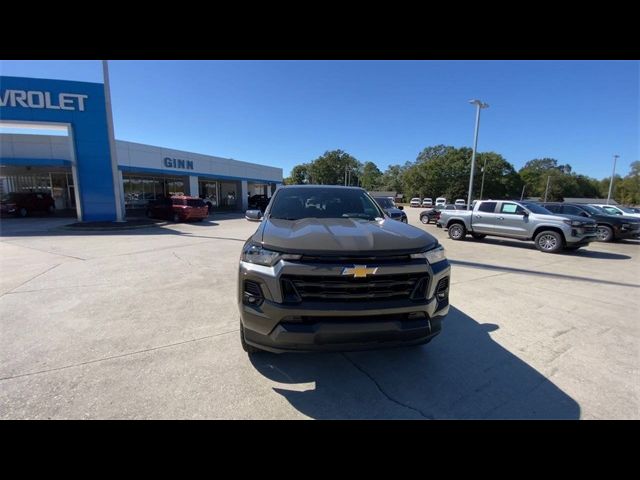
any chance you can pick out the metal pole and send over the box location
[344,165,347,186]
[479,156,488,200]
[607,155,619,204]
[102,60,125,222]
[467,104,482,209]
[544,175,551,202]
[520,184,526,201]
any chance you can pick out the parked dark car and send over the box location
[420,203,469,225]
[248,194,270,212]
[373,196,408,223]
[420,206,441,224]
[0,192,55,217]
[146,196,208,222]
[540,202,640,242]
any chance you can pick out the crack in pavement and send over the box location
[1,264,62,298]
[0,241,88,260]
[341,353,433,419]
[0,329,239,382]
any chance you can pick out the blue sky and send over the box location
[1,60,638,179]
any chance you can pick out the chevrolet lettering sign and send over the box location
[0,90,88,111]
[342,265,378,278]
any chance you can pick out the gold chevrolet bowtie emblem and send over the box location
[342,265,378,278]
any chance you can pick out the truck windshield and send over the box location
[269,188,384,221]
[581,205,603,215]
[522,203,553,214]
[374,198,395,209]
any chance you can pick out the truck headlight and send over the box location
[411,245,446,264]
[563,220,583,227]
[241,243,301,266]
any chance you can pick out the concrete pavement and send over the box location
[0,209,638,419]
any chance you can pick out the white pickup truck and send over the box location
[437,200,598,253]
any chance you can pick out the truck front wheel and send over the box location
[534,230,563,253]
[448,223,466,240]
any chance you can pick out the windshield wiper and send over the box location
[342,213,378,221]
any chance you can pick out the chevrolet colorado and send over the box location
[437,200,597,253]
[238,185,451,353]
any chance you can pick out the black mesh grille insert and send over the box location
[244,280,263,297]
[436,277,449,298]
[281,273,428,302]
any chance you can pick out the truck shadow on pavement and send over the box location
[468,237,636,257]
[248,307,581,419]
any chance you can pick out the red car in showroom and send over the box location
[146,196,209,222]
[0,192,56,217]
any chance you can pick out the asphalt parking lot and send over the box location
[0,208,638,419]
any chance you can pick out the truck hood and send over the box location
[544,213,596,224]
[258,217,437,255]
[383,207,405,217]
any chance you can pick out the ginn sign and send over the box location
[0,90,89,111]
[163,157,194,170]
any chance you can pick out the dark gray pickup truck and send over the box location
[238,185,451,353]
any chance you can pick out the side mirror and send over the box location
[245,210,263,221]
[522,210,529,217]
[398,206,404,210]
[580,212,589,217]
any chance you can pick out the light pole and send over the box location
[544,175,551,202]
[607,154,619,204]
[467,99,489,209]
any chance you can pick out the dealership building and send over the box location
[0,75,283,220]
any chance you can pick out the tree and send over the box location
[307,150,361,185]
[285,163,311,185]
[401,146,521,201]
[360,161,383,191]
[380,164,405,193]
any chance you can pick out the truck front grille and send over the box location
[281,273,428,303]
[296,254,412,264]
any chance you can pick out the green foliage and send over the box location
[284,163,311,185]
[360,161,383,191]
[308,150,361,185]
[285,147,640,206]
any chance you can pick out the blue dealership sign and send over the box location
[0,75,118,221]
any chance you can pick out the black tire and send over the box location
[448,222,466,240]
[420,215,430,224]
[534,230,563,253]
[595,225,614,242]
[47,205,55,215]
[240,324,262,354]
[206,203,213,214]
[18,207,28,218]
[472,233,486,239]
[171,212,181,223]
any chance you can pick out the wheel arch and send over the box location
[532,225,567,244]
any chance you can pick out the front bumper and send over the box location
[616,225,640,239]
[239,258,451,353]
